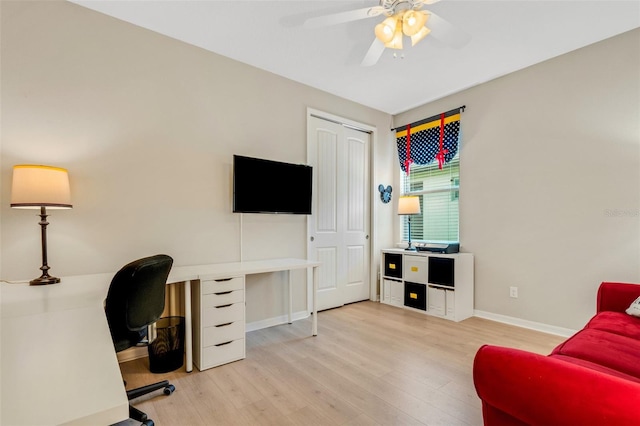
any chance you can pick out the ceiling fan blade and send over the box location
[304,6,386,29]
[414,0,442,6]
[426,11,471,48]
[361,39,386,67]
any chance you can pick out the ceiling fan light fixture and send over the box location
[410,25,431,46]
[374,16,398,43]
[402,10,427,36]
[384,21,404,49]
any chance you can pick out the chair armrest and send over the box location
[597,282,640,313]
[473,345,640,425]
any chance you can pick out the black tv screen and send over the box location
[233,155,313,214]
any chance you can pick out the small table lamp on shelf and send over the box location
[398,195,421,251]
[11,165,72,285]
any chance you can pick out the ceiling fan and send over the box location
[304,0,471,66]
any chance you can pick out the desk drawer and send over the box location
[202,290,244,308]
[202,320,245,347]
[202,302,244,327]
[201,277,244,294]
[201,338,245,369]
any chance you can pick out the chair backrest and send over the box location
[105,255,173,348]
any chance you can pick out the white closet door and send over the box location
[307,115,370,311]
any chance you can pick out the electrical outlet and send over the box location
[509,286,518,298]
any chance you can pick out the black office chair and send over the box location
[105,254,175,426]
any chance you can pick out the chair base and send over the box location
[126,380,175,425]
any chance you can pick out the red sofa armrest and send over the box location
[597,282,640,313]
[473,345,640,425]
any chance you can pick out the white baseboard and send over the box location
[245,310,310,332]
[474,310,577,338]
[116,346,148,363]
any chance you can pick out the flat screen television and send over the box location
[233,155,313,214]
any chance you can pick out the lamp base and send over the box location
[30,275,61,285]
[404,246,417,251]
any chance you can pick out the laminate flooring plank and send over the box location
[242,397,300,426]
[285,405,342,426]
[301,343,470,426]
[343,412,383,426]
[380,371,482,424]
[204,360,265,410]
[248,345,365,425]
[290,354,426,426]
[174,368,256,425]
[230,355,310,416]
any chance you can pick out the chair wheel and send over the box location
[143,420,154,426]
[163,384,175,395]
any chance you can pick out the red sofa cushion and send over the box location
[552,328,640,379]
[586,311,640,339]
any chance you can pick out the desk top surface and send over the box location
[0,271,128,425]
[169,257,321,282]
[1,258,321,318]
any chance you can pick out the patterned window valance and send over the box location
[395,107,463,174]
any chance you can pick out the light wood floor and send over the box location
[121,301,564,425]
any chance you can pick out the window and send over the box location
[401,153,459,243]
[395,108,463,244]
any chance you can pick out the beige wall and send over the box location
[394,28,640,330]
[0,1,395,323]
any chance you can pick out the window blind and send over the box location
[401,155,459,242]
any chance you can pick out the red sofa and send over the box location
[473,282,640,425]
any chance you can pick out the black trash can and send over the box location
[148,316,185,373]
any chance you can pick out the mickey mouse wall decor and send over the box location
[378,184,392,204]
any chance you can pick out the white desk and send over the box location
[1,273,129,426]
[168,258,321,372]
[0,258,320,425]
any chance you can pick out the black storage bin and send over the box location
[428,256,455,288]
[404,281,427,311]
[384,253,403,279]
[148,316,185,373]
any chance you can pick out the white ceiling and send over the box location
[70,0,640,115]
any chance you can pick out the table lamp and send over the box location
[398,195,421,251]
[11,165,72,285]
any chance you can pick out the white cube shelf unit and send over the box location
[380,248,474,322]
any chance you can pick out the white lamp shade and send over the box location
[398,195,421,215]
[11,165,72,209]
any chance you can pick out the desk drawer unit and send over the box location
[193,276,246,371]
